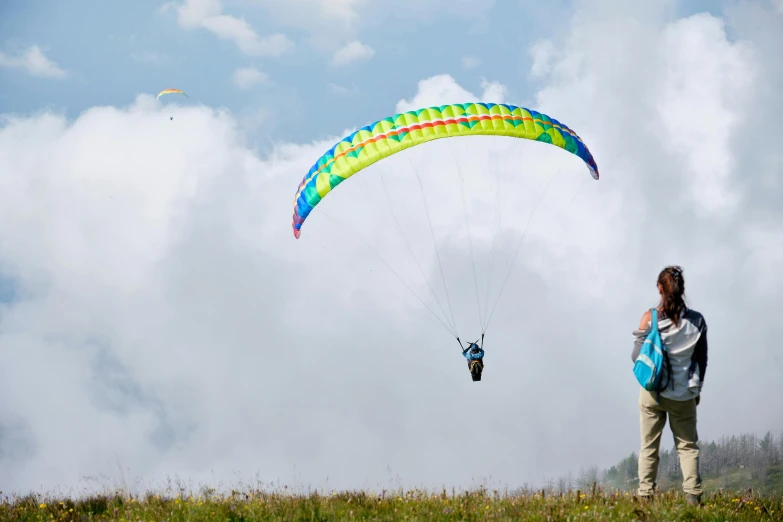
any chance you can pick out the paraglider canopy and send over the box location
[291,102,599,239]
[156,89,188,120]
[157,88,188,100]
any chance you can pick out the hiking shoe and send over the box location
[686,494,701,506]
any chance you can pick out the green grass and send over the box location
[701,465,783,494]
[2,487,781,521]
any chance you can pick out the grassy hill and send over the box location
[2,431,782,520]
[1,487,782,521]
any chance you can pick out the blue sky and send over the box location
[1,0,726,146]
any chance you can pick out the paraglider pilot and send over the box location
[459,335,485,381]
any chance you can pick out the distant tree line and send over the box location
[536,431,783,494]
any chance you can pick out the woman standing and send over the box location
[631,266,708,505]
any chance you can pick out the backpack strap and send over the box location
[650,308,658,332]
[651,307,674,402]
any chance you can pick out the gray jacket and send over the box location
[632,308,708,401]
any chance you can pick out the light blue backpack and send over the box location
[633,309,671,394]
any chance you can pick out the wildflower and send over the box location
[585,505,589,510]
[39,503,47,509]
[580,494,585,499]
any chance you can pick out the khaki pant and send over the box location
[637,389,702,496]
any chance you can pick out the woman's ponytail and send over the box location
[658,265,686,326]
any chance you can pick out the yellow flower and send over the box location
[39,503,46,509]
[69,508,73,512]
[485,505,490,510]
[580,494,585,499]
[584,505,589,510]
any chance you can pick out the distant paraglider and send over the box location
[156,88,188,120]
[157,88,187,100]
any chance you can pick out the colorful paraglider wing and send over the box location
[156,88,188,99]
[291,102,599,238]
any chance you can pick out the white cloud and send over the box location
[654,14,754,215]
[0,45,67,78]
[529,39,559,79]
[316,0,366,23]
[236,105,274,134]
[461,55,481,70]
[395,74,506,113]
[367,0,496,24]
[165,0,294,57]
[330,40,375,66]
[253,0,366,27]
[247,0,495,52]
[254,0,495,28]
[2,0,783,496]
[240,0,367,52]
[478,78,507,103]
[232,66,269,89]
